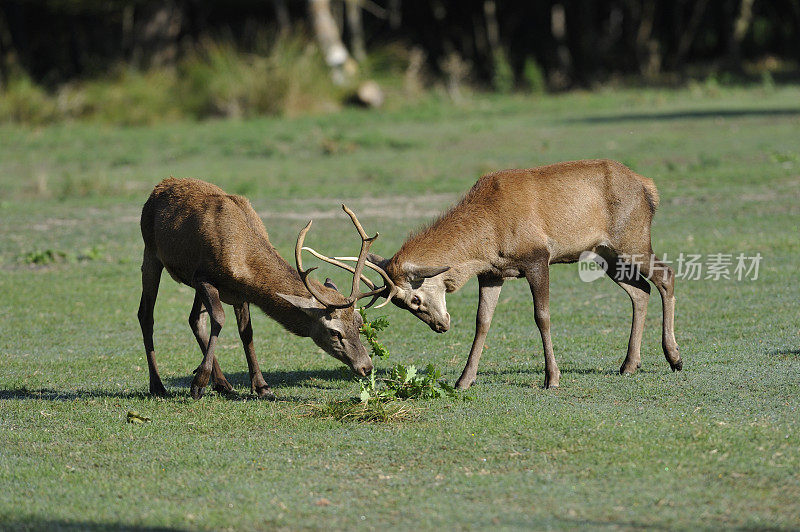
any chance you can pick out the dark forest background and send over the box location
[1,0,798,122]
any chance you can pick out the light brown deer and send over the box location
[320,160,682,389]
[137,178,388,399]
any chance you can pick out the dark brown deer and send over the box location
[137,178,388,399]
[319,160,682,390]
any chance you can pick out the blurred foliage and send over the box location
[1,0,799,124]
[0,74,58,124]
[178,36,340,119]
[0,34,341,125]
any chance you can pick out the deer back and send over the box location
[141,178,305,303]
[390,159,658,277]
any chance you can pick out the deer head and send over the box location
[304,206,451,334]
[276,288,371,376]
[284,205,397,376]
[369,255,451,333]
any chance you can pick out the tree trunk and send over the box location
[272,0,290,35]
[636,0,660,78]
[483,0,500,57]
[550,3,572,88]
[728,0,755,71]
[121,4,134,60]
[346,0,366,62]
[309,0,352,84]
[132,1,184,69]
[675,0,710,70]
[388,0,401,29]
[0,7,12,90]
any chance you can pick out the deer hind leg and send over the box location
[138,248,167,396]
[234,302,275,400]
[604,254,651,374]
[189,293,234,395]
[190,278,225,400]
[455,275,504,390]
[638,253,682,371]
[525,258,560,389]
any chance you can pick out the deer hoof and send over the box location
[190,383,206,400]
[455,377,474,390]
[212,382,235,395]
[254,386,276,401]
[543,372,561,389]
[149,384,168,397]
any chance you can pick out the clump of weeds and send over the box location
[306,309,462,423]
[20,246,104,266]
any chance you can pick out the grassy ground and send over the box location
[1,86,799,530]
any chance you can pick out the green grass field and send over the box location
[1,85,799,530]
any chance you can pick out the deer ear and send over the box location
[277,293,326,316]
[367,252,389,269]
[402,263,450,281]
[324,278,339,291]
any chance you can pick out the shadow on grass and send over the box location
[556,517,670,530]
[769,348,800,358]
[472,365,665,388]
[0,367,366,403]
[0,384,340,404]
[164,367,359,391]
[567,107,800,124]
[0,519,187,532]
[478,366,622,379]
[0,387,149,401]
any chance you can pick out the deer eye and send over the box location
[330,329,342,340]
[410,295,421,307]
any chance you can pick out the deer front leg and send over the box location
[526,258,560,389]
[189,293,234,394]
[455,275,504,390]
[190,279,225,400]
[234,303,275,400]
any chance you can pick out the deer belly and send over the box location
[163,264,191,285]
[549,236,611,264]
[489,256,524,278]
[156,251,195,286]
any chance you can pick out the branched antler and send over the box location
[294,205,397,309]
[327,256,398,308]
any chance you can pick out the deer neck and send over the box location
[244,253,323,337]
[392,212,495,293]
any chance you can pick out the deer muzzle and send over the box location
[431,312,450,333]
[353,360,373,377]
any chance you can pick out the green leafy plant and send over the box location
[358,310,458,403]
[21,249,69,265]
[20,246,104,265]
[310,311,461,422]
[360,363,457,402]
[358,308,390,359]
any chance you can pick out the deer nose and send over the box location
[434,313,451,333]
[355,362,373,377]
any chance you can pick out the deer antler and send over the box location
[301,247,377,290]
[338,204,400,308]
[302,246,400,308]
[326,256,398,308]
[294,220,343,307]
[294,205,395,309]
